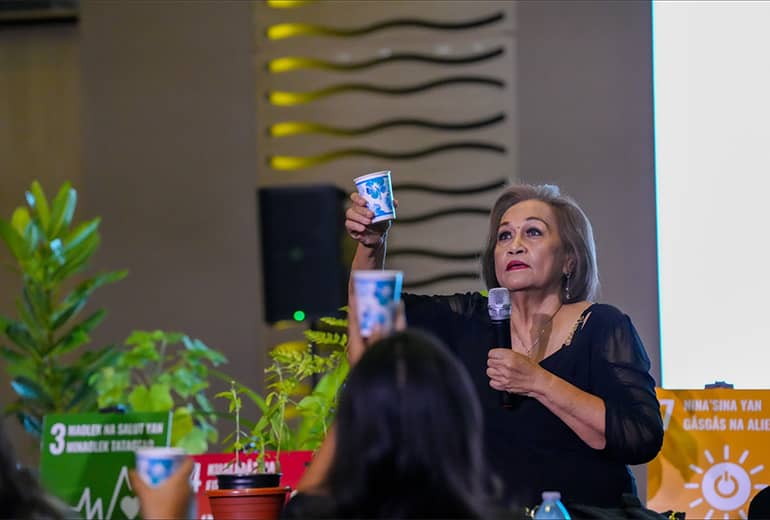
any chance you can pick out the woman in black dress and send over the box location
[345,183,664,510]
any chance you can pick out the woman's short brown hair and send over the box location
[480,184,599,303]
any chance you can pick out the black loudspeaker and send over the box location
[258,185,348,323]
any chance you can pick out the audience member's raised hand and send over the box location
[128,457,194,520]
[347,294,406,366]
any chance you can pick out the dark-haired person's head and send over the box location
[326,329,497,519]
[0,421,67,519]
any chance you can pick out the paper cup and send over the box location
[352,270,403,337]
[354,170,396,223]
[135,447,186,487]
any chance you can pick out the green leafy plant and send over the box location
[0,181,127,438]
[216,314,349,472]
[215,380,261,471]
[90,330,227,454]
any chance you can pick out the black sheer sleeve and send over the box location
[590,307,664,465]
[402,292,482,354]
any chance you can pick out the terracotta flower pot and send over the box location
[207,486,291,520]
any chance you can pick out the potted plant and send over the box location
[206,314,349,519]
[0,181,127,439]
[213,380,281,488]
[89,329,227,454]
[206,380,290,520]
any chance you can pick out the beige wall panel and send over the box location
[255,0,515,38]
[0,22,82,466]
[255,0,516,296]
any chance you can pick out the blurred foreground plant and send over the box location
[0,181,127,437]
[90,330,227,454]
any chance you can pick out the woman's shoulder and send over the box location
[571,303,636,344]
[583,302,631,325]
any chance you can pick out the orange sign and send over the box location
[647,388,770,519]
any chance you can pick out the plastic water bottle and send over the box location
[533,491,571,519]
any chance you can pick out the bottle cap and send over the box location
[542,491,562,501]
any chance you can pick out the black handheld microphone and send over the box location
[487,287,514,408]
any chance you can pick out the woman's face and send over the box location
[493,199,571,294]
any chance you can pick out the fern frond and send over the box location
[304,330,347,347]
[319,316,348,329]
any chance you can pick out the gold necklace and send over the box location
[515,304,563,358]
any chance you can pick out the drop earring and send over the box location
[564,272,572,301]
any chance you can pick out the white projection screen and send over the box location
[653,1,770,389]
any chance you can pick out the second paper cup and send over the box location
[352,270,403,337]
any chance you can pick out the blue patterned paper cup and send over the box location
[352,270,403,337]
[135,447,186,487]
[354,170,396,223]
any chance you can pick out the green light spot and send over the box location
[293,310,306,322]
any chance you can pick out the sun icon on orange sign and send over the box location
[684,444,767,519]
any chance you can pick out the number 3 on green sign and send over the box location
[49,423,65,455]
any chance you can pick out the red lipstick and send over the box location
[506,260,529,271]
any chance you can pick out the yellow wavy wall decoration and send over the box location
[268,114,506,137]
[266,12,505,40]
[269,141,506,170]
[268,76,504,106]
[266,0,311,8]
[267,48,505,73]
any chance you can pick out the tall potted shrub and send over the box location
[0,181,126,437]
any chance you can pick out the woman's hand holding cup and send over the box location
[345,192,397,248]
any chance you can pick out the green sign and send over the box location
[40,412,172,520]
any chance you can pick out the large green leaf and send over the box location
[48,310,107,356]
[141,382,174,412]
[17,411,42,438]
[181,336,227,365]
[77,345,119,373]
[11,376,54,408]
[21,220,42,264]
[175,426,208,455]
[21,282,50,332]
[16,295,41,340]
[127,385,151,412]
[0,219,26,262]
[67,376,99,412]
[1,352,35,379]
[4,321,40,355]
[52,270,127,330]
[52,231,99,281]
[10,207,31,239]
[26,182,51,234]
[312,358,349,399]
[69,308,105,336]
[195,392,215,415]
[90,362,130,408]
[62,218,100,255]
[0,345,25,364]
[48,182,76,238]
[170,406,194,447]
